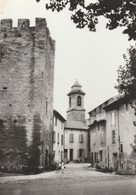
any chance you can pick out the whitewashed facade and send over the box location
[53,110,65,163]
[88,95,136,172]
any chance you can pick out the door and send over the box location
[45,149,49,169]
[64,149,68,163]
[113,153,118,171]
[70,149,73,161]
[91,152,94,167]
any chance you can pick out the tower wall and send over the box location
[68,94,85,110]
[67,93,85,122]
[0,18,55,173]
[67,109,85,121]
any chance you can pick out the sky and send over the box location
[0,0,135,118]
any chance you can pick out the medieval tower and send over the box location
[0,18,55,173]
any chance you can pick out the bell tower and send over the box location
[67,80,86,122]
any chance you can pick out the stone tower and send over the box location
[67,80,86,122]
[0,18,55,173]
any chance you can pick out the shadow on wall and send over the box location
[0,116,28,173]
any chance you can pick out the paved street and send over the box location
[0,163,136,195]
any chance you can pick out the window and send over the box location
[111,111,115,125]
[57,133,59,144]
[79,149,83,158]
[77,96,81,106]
[61,151,63,160]
[77,149,84,158]
[112,130,115,144]
[79,134,84,143]
[125,103,129,111]
[99,150,102,161]
[61,135,63,145]
[69,97,71,107]
[41,140,44,153]
[13,119,17,123]
[3,87,7,90]
[94,152,97,163]
[53,131,56,143]
[69,133,74,143]
[55,116,57,126]
[46,101,48,114]
[64,149,67,159]
[134,134,136,143]
[120,143,123,153]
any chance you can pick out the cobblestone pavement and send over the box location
[0,163,136,195]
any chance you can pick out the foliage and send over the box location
[27,113,41,173]
[36,0,136,40]
[116,46,136,153]
[130,134,136,153]
[115,46,136,115]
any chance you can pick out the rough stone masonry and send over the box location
[0,18,55,173]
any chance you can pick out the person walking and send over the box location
[61,161,64,174]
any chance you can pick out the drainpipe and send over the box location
[117,108,121,169]
[64,123,65,162]
[107,145,109,170]
[88,127,91,164]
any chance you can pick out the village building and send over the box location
[0,18,55,173]
[88,97,115,168]
[88,95,136,173]
[64,80,88,163]
[104,96,136,173]
[53,109,65,163]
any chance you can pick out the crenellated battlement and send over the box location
[35,18,47,28]
[0,19,13,29]
[0,18,48,31]
[18,19,30,29]
[0,18,55,48]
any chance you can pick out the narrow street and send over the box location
[0,163,136,195]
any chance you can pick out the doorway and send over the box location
[64,149,68,163]
[113,153,118,171]
[70,149,73,161]
[91,152,94,167]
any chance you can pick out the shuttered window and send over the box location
[57,133,59,144]
[111,111,115,125]
[53,131,56,143]
[61,135,63,145]
[112,130,115,144]
[55,116,57,126]
[79,134,84,143]
[69,133,74,143]
[77,96,81,106]
[120,143,123,152]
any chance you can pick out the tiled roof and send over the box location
[65,120,88,130]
